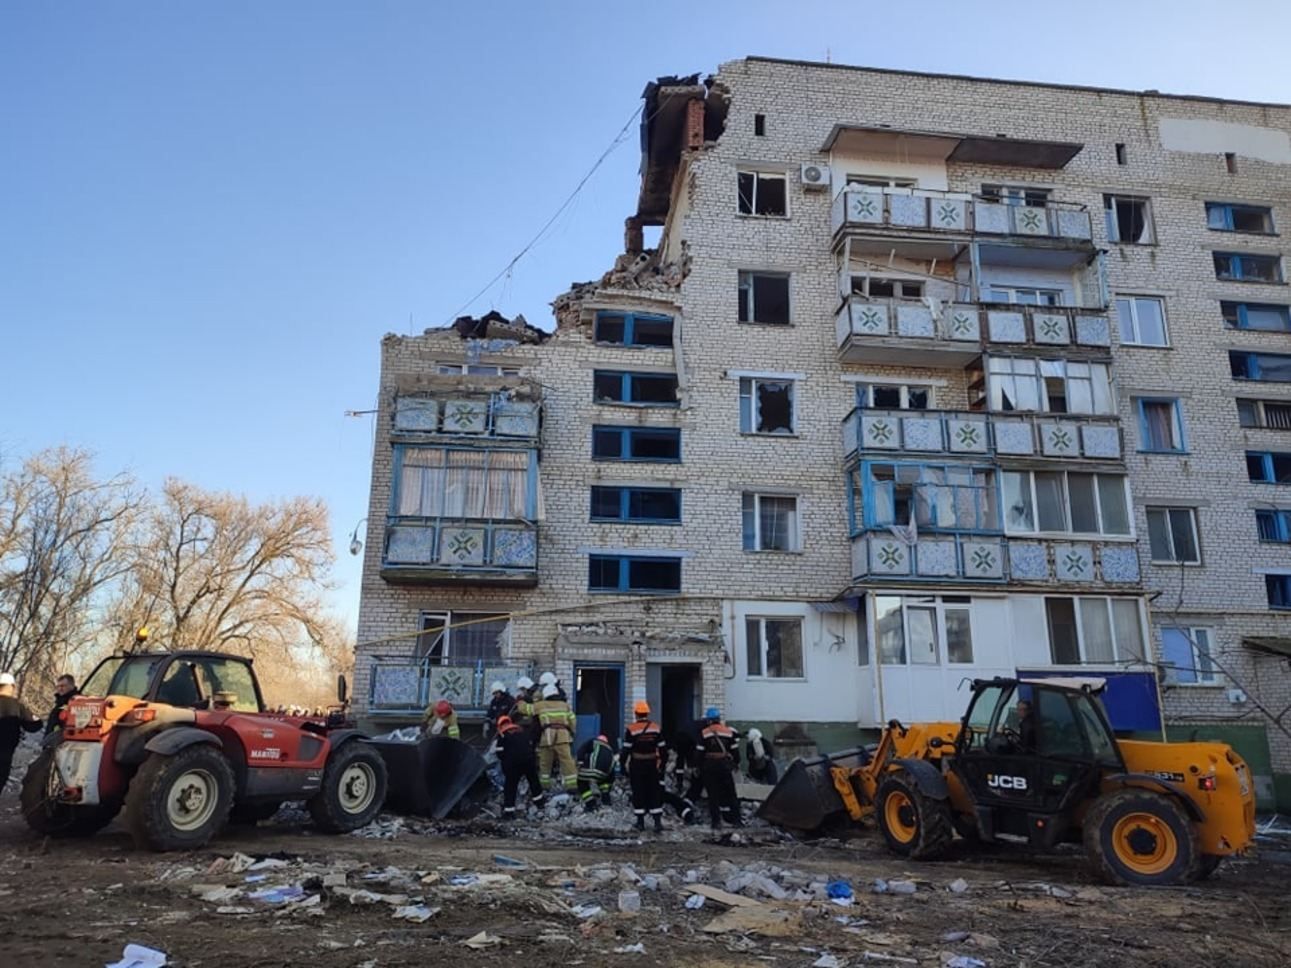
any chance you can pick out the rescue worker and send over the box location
[699,706,742,829]
[0,672,42,795]
[575,733,616,811]
[744,727,778,784]
[657,752,697,824]
[493,715,546,819]
[485,681,515,738]
[422,698,460,739]
[45,673,79,736]
[538,670,567,701]
[621,700,665,832]
[517,683,577,794]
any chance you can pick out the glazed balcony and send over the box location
[835,296,1112,366]
[380,518,538,587]
[842,408,1123,464]
[850,532,1141,587]
[392,384,541,444]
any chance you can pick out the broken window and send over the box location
[593,311,674,347]
[851,276,924,299]
[984,286,1062,306]
[417,611,510,664]
[1247,450,1291,484]
[1232,350,1291,382]
[1146,507,1200,563]
[867,464,997,531]
[1115,143,1127,165]
[1002,471,1129,536]
[1207,202,1274,234]
[1214,252,1283,282]
[592,370,678,406]
[1222,301,1291,332]
[1115,296,1169,346]
[1136,398,1185,452]
[857,383,931,410]
[741,493,799,551]
[754,113,766,137]
[737,170,787,217]
[739,377,795,434]
[1104,194,1154,244]
[590,486,681,523]
[588,554,681,594]
[1237,399,1291,430]
[738,271,791,324]
[981,184,1050,207]
[745,617,804,678]
[591,426,681,462]
[987,358,1113,415]
[436,363,521,376]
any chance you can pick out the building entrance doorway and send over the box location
[573,664,625,748]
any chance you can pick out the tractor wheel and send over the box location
[308,742,387,833]
[229,801,282,825]
[1084,788,1200,886]
[874,770,953,860]
[125,745,235,851]
[20,750,121,837]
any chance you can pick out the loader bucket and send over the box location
[756,747,871,831]
[370,736,489,819]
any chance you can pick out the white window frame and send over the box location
[984,286,1063,306]
[737,170,789,217]
[1104,194,1155,244]
[1003,470,1133,539]
[744,615,807,680]
[846,174,917,189]
[981,184,1051,207]
[739,376,797,435]
[742,492,801,552]
[987,357,1115,415]
[851,275,926,300]
[1145,506,1201,564]
[873,595,975,667]
[857,382,935,410]
[437,363,521,376]
[417,610,512,663]
[1160,626,1218,686]
[1044,596,1146,665]
[1115,295,1170,347]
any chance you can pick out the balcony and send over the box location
[836,297,1112,366]
[831,187,1093,248]
[393,387,541,443]
[851,533,1141,586]
[367,658,535,716]
[842,408,1123,463]
[381,518,538,586]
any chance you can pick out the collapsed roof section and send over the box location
[449,310,549,344]
[636,73,728,225]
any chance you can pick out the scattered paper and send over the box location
[106,944,167,968]
[463,931,502,949]
[392,904,439,923]
[572,903,604,919]
[813,956,844,968]
[703,906,800,937]
[248,858,290,871]
[613,942,646,954]
[683,884,762,908]
[684,894,706,910]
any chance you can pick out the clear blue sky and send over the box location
[3,1,1288,626]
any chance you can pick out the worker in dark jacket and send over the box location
[575,733,616,812]
[485,681,515,738]
[0,673,42,795]
[621,700,666,832]
[699,706,742,829]
[657,754,697,825]
[493,715,546,819]
[45,674,79,736]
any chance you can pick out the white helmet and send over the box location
[747,728,762,742]
[0,672,14,687]
[542,683,559,699]
[516,675,534,691]
[490,680,506,694]
[538,671,557,687]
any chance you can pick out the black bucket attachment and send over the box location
[756,747,871,831]
[369,736,490,819]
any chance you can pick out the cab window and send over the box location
[961,683,1007,750]
[195,659,261,712]
[986,684,1036,754]
[1073,695,1122,768]
[155,662,202,708]
[1035,689,1087,758]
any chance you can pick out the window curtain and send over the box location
[1142,403,1174,449]
[399,448,445,516]
[400,448,529,519]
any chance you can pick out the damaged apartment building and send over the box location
[354,58,1291,809]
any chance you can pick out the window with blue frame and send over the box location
[590,486,681,523]
[1266,574,1291,610]
[1246,451,1291,484]
[593,311,675,348]
[592,370,679,406]
[393,446,535,519]
[591,426,681,462]
[1206,202,1275,234]
[1231,350,1291,382]
[1256,509,1291,543]
[859,463,999,532]
[1221,301,1291,332]
[588,554,682,594]
[1213,251,1283,283]
[1135,398,1186,452]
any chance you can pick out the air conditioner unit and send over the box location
[800,162,830,190]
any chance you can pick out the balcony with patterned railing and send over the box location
[831,186,1093,245]
[842,408,1123,464]
[380,518,538,586]
[836,296,1112,366]
[366,658,536,717]
[393,386,541,445]
[851,532,1141,587]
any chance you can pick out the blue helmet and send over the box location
[704,706,721,721]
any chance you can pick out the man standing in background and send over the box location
[0,673,42,795]
[45,674,79,736]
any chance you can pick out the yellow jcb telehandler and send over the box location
[758,677,1257,885]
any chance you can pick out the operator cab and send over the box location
[953,677,1125,846]
[79,652,265,713]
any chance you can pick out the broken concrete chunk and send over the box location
[947,878,970,894]
[885,880,918,895]
[618,890,641,914]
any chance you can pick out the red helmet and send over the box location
[435,700,452,717]
[597,734,608,743]
[496,715,513,730]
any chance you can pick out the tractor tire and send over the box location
[125,745,235,852]
[20,751,121,837]
[308,742,387,834]
[229,801,283,825]
[1083,788,1200,886]
[874,770,953,860]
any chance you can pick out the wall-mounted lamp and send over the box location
[349,518,368,557]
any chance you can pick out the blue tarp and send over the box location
[1017,669,1162,733]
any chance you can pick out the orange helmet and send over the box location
[435,699,452,718]
[633,700,650,717]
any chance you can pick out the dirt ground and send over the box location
[1,769,1288,968]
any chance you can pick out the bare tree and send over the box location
[0,448,142,685]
